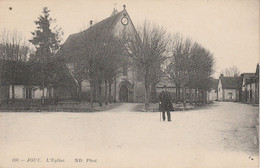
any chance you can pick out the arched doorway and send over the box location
[119,85,128,102]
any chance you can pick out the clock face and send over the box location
[121,17,128,25]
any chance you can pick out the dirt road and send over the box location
[0,102,258,168]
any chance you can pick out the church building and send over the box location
[60,6,146,103]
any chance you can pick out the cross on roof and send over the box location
[123,4,126,9]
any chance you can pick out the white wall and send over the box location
[223,89,237,101]
[217,79,223,101]
[207,89,217,101]
[34,87,47,99]
[10,85,47,99]
[9,85,23,99]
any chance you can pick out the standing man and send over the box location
[159,85,173,122]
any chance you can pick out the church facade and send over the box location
[60,7,146,103]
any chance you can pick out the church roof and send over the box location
[59,10,125,59]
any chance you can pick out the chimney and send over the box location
[90,20,93,26]
[220,74,224,78]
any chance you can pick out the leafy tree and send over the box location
[29,7,63,104]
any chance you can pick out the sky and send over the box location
[0,0,259,78]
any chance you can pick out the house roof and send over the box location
[0,59,77,87]
[0,60,42,85]
[221,76,242,89]
[241,73,255,80]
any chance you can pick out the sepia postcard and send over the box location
[0,0,259,167]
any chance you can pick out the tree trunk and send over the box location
[109,82,112,104]
[41,68,45,105]
[105,80,108,105]
[114,76,116,103]
[183,87,186,108]
[144,84,150,109]
[195,88,198,105]
[175,83,178,103]
[151,83,157,103]
[78,81,82,103]
[93,81,96,102]
[203,90,207,104]
[90,80,93,108]
[98,80,102,106]
[189,88,192,105]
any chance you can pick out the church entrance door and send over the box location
[119,85,128,102]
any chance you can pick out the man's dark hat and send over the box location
[163,85,167,88]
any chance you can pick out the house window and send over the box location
[23,88,33,99]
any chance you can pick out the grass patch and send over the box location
[133,103,207,112]
[0,102,122,112]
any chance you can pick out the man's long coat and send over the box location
[159,91,174,112]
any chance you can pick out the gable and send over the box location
[112,10,139,39]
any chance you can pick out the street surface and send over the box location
[0,102,258,168]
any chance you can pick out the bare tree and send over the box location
[221,66,240,77]
[103,37,125,105]
[59,26,124,107]
[67,60,88,102]
[0,29,30,61]
[166,34,192,105]
[166,34,214,106]
[0,29,31,101]
[125,21,170,109]
[188,43,214,104]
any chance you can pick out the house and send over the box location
[0,60,77,105]
[242,64,259,104]
[240,73,255,103]
[217,74,242,101]
[0,60,48,103]
[59,6,146,103]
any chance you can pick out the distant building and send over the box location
[217,74,242,101]
[0,60,77,104]
[242,64,259,104]
[240,73,255,103]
